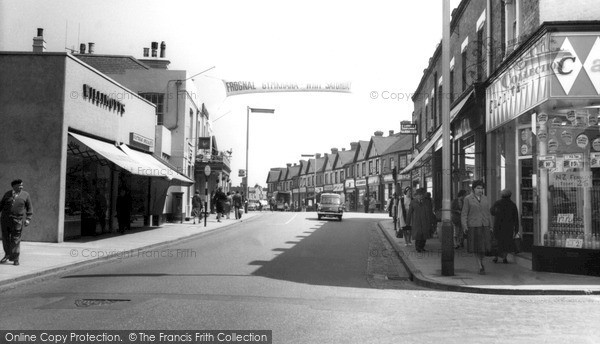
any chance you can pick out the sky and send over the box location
[0,0,460,188]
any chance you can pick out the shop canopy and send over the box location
[400,129,442,175]
[68,132,194,186]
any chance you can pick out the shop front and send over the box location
[344,179,355,211]
[355,178,367,212]
[486,29,600,275]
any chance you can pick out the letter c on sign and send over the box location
[557,56,576,75]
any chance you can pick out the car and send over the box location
[317,193,343,221]
[247,200,259,211]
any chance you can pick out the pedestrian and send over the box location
[398,187,413,246]
[0,179,33,266]
[461,180,493,275]
[116,188,132,234]
[233,191,243,219]
[387,194,395,218]
[94,188,108,234]
[407,188,434,252]
[213,187,227,222]
[451,190,467,249]
[225,191,232,219]
[490,189,519,264]
[369,194,376,213]
[424,192,437,237]
[191,191,203,224]
[363,195,369,213]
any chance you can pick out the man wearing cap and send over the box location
[0,179,33,266]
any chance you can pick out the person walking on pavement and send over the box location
[213,187,227,222]
[225,191,232,219]
[369,194,376,213]
[407,188,434,252]
[233,191,243,219]
[451,190,467,249]
[116,188,132,234]
[490,189,519,264]
[94,188,108,234]
[363,195,369,213]
[1,179,33,266]
[191,191,203,224]
[461,180,493,275]
[397,186,413,245]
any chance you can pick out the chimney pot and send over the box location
[286,163,292,167]
[37,28,44,37]
[79,43,86,54]
[342,148,346,151]
[151,41,158,57]
[331,148,338,154]
[88,42,95,54]
[389,130,394,136]
[350,142,358,151]
[316,153,321,159]
[160,41,166,58]
[374,131,384,136]
[143,47,149,57]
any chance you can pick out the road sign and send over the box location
[239,169,246,177]
[204,165,211,176]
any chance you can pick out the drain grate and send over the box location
[74,299,131,308]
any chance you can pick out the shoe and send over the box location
[503,258,508,264]
[13,260,19,266]
[0,256,8,264]
[493,257,498,263]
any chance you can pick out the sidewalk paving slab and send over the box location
[0,212,263,290]
[378,220,600,295]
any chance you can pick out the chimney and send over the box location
[350,142,358,151]
[32,28,46,53]
[342,148,346,151]
[374,131,384,137]
[294,163,297,166]
[88,42,95,54]
[331,148,338,154]
[151,42,158,57]
[316,153,321,159]
[79,43,86,54]
[286,163,292,167]
[143,47,150,57]
[160,41,166,58]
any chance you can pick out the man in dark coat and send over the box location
[490,189,519,264]
[0,179,33,266]
[407,188,435,253]
[233,191,243,219]
[213,187,227,222]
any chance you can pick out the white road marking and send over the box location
[284,213,298,225]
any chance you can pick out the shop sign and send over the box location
[355,179,366,187]
[324,185,333,191]
[400,122,418,135]
[590,152,600,168]
[486,34,552,132]
[565,238,584,249]
[292,188,299,194]
[130,132,154,148]
[299,187,306,193]
[315,187,324,193]
[383,174,394,183]
[538,155,556,169]
[399,173,411,180]
[550,33,600,97]
[553,171,592,188]
[368,176,379,185]
[82,84,126,115]
[576,134,589,148]
[345,179,355,188]
[333,184,344,192]
[593,139,600,151]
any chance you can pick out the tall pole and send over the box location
[441,0,454,276]
[314,156,317,210]
[245,106,250,213]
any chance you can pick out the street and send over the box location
[1,212,599,344]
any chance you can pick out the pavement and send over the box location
[0,211,263,291]
[378,219,600,295]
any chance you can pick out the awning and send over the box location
[400,129,442,175]
[69,132,145,174]
[450,89,474,121]
[119,144,194,186]
[68,132,194,186]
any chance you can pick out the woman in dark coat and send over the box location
[490,189,519,264]
[407,188,435,252]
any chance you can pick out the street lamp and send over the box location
[246,106,275,213]
[301,153,318,211]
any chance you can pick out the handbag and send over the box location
[513,232,522,253]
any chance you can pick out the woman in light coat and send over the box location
[397,187,413,245]
[461,180,492,275]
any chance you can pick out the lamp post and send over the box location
[246,106,275,213]
[441,0,454,276]
[301,153,318,211]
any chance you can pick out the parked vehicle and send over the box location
[317,193,343,221]
[247,200,259,211]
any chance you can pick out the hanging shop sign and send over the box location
[563,153,583,168]
[345,179,355,188]
[400,122,418,135]
[538,155,556,169]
